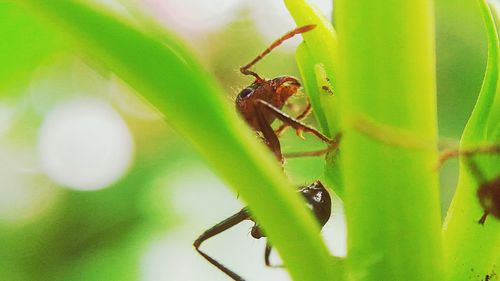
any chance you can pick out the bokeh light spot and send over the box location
[37,98,134,191]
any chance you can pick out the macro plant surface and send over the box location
[9,0,500,281]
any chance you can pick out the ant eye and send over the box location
[239,87,253,99]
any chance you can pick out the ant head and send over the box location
[298,180,332,227]
[235,83,259,104]
[477,177,500,219]
[235,76,300,109]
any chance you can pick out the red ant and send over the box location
[193,25,338,280]
[235,24,339,162]
[440,144,500,224]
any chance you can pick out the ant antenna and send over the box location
[240,24,317,81]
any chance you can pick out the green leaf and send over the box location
[486,2,500,140]
[0,2,62,92]
[285,0,340,137]
[461,0,500,145]
[334,0,443,280]
[443,1,500,280]
[287,0,345,211]
[18,1,335,280]
[295,42,331,136]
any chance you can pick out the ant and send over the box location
[439,144,500,224]
[193,180,331,281]
[234,24,339,162]
[193,25,339,280]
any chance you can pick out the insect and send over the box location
[464,152,500,225]
[193,25,338,280]
[193,180,331,281]
[439,144,500,224]
[235,24,339,162]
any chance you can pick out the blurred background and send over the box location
[0,0,488,280]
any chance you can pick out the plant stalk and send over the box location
[335,1,443,280]
[443,1,500,280]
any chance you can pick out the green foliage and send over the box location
[443,1,500,280]
[285,0,340,136]
[334,0,442,280]
[1,0,498,280]
[18,1,335,280]
[0,2,62,93]
[287,0,499,280]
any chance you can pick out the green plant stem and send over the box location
[443,171,500,281]
[296,42,331,136]
[286,0,345,199]
[443,1,500,280]
[462,1,499,143]
[19,1,335,280]
[335,1,443,280]
[285,0,340,137]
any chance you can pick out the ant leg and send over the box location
[438,149,488,223]
[438,145,500,224]
[275,101,312,137]
[465,154,498,225]
[438,144,500,169]
[478,210,490,225]
[264,243,284,268]
[240,25,316,81]
[462,156,487,184]
[256,99,332,144]
[283,133,342,158]
[255,104,284,163]
[194,209,250,281]
[437,149,460,169]
[264,243,272,267]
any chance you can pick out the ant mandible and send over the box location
[193,25,337,281]
[439,144,500,224]
[235,24,338,162]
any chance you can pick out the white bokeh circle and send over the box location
[37,98,134,191]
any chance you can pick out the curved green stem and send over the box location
[18,1,335,280]
[443,1,500,280]
[296,42,331,136]
[285,0,339,137]
[335,1,443,280]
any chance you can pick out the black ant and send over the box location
[439,144,500,224]
[193,180,331,281]
[234,24,339,162]
[193,25,339,280]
